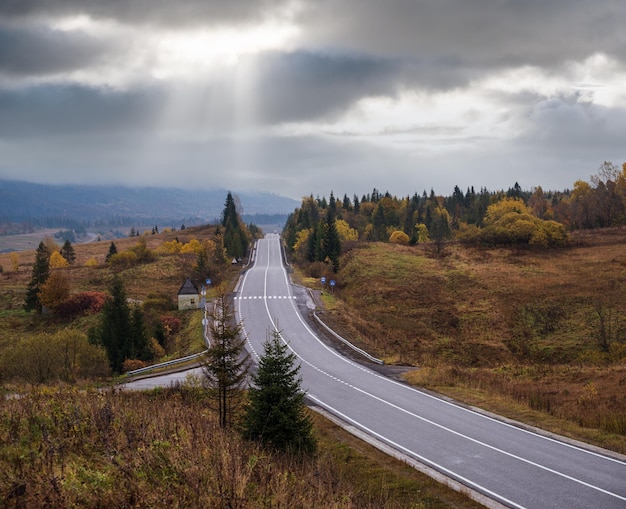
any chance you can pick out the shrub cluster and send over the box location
[55,291,107,320]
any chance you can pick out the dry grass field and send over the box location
[0,227,485,508]
[0,386,483,508]
[0,226,222,350]
[318,228,626,453]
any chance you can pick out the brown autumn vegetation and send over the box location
[0,225,232,378]
[0,227,482,508]
[0,385,482,509]
[315,228,626,453]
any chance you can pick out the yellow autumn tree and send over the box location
[484,198,530,225]
[38,270,70,312]
[181,239,203,255]
[160,239,183,254]
[469,197,569,247]
[49,251,70,269]
[335,219,358,242]
[389,231,410,245]
[293,229,312,253]
[415,223,430,244]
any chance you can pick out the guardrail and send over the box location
[312,310,384,365]
[126,350,207,376]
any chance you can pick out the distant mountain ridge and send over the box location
[0,180,298,227]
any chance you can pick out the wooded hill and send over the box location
[283,161,626,266]
[280,161,626,453]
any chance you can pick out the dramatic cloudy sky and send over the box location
[1,1,625,200]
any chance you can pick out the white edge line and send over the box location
[238,235,626,504]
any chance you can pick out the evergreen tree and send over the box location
[306,226,317,263]
[314,219,326,263]
[97,275,133,373]
[241,328,316,455]
[430,206,452,254]
[105,242,118,262]
[372,202,387,241]
[129,305,152,361]
[24,241,50,313]
[202,291,250,428]
[195,247,210,280]
[60,239,76,265]
[222,192,249,259]
[342,193,352,211]
[323,209,341,272]
[328,191,337,214]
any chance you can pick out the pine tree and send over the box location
[129,305,152,361]
[241,328,316,455]
[97,275,133,373]
[24,241,50,313]
[323,208,341,272]
[221,192,249,259]
[202,290,250,428]
[105,242,118,262]
[60,239,76,265]
[195,247,210,280]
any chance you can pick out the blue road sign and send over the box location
[330,280,336,287]
[321,277,326,284]
[206,279,212,285]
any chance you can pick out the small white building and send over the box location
[177,278,199,311]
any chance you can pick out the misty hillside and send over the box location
[0,180,298,227]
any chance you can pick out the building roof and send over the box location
[177,277,198,296]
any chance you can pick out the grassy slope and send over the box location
[0,226,219,348]
[0,228,483,508]
[318,228,626,453]
[0,387,483,508]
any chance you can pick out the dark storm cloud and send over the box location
[302,0,626,68]
[0,0,294,27]
[0,84,163,137]
[251,51,403,122]
[0,24,113,76]
[0,0,623,198]
[0,51,403,136]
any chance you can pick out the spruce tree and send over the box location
[241,329,316,455]
[202,290,249,428]
[24,241,50,313]
[105,242,118,262]
[323,208,341,272]
[60,239,76,265]
[129,305,152,361]
[97,275,133,373]
[221,192,249,260]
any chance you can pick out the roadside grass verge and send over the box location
[0,386,481,508]
[314,231,626,453]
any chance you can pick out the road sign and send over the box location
[206,279,212,285]
[330,280,336,287]
[321,277,326,284]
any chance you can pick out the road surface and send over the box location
[129,234,626,509]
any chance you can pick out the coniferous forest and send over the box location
[283,161,625,269]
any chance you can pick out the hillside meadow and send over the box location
[0,227,219,372]
[0,227,482,508]
[314,228,626,453]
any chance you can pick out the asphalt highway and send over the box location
[128,234,626,508]
[235,234,626,509]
